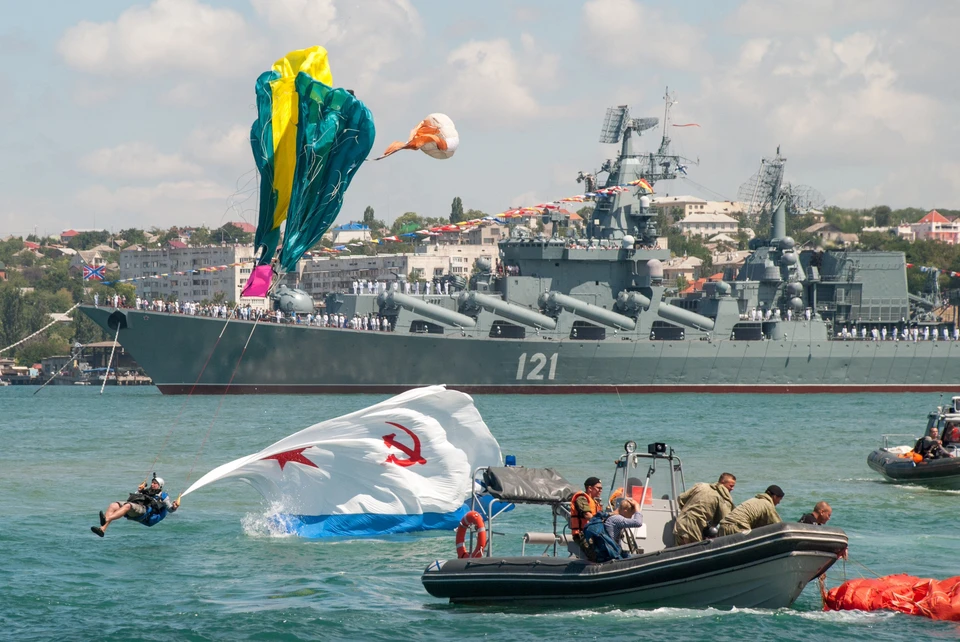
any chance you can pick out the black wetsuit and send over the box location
[799,513,819,525]
[915,436,946,460]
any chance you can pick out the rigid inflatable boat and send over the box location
[423,442,847,608]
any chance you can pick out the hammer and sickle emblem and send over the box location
[382,421,427,467]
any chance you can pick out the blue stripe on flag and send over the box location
[269,505,469,538]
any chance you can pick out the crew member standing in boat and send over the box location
[672,473,736,545]
[717,485,784,536]
[799,501,832,525]
[570,477,603,561]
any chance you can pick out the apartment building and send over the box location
[119,244,267,307]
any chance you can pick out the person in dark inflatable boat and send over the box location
[91,474,179,537]
[914,426,951,461]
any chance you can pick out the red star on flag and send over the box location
[261,447,319,470]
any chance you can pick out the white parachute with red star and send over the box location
[182,386,501,537]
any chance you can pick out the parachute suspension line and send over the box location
[33,343,84,396]
[0,301,81,355]
[142,304,240,484]
[99,326,120,395]
[847,555,880,579]
[184,315,262,490]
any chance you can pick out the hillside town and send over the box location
[3,199,960,382]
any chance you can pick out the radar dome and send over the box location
[475,257,491,272]
[790,297,804,311]
[715,281,731,296]
[786,282,802,297]
[781,236,796,249]
[780,252,798,266]
[646,259,664,281]
[639,195,652,210]
[621,235,635,250]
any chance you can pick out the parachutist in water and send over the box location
[91,474,179,537]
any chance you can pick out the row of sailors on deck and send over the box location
[838,325,959,341]
[743,307,813,322]
[296,312,392,331]
[351,280,451,296]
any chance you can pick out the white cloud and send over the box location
[581,0,708,71]
[79,142,202,179]
[442,39,540,123]
[75,180,231,213]
[251,0,423,96]
[250,0,339,36]
[58,0,262,75]
[727,0,903,35]
[186,125,251,166]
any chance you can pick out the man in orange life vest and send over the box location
[570,476,604,561]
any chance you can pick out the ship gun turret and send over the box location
[378,291,476,328]
[539,291,641,331]
[458,291,557,330]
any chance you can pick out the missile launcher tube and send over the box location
[379,291,477,328]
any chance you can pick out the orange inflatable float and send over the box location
[823,574,960,621]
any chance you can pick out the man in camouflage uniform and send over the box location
[717,485,784,536]
[672,473,736,545]
[570,476,604,561]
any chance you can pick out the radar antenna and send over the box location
[736,149,826,226]
[599,106,629,144]
[599,106,659,144]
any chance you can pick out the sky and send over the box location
[1,0,958,239]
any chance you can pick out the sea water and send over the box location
[1,386,958,641]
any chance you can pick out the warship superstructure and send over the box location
[82,103,960,394]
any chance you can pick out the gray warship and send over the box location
[82,104,960,394]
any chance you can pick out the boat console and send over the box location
[467,441,684,558]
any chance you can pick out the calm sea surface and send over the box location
[2,386,960,641]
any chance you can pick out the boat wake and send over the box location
[557,606,894,622]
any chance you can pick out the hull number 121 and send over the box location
[516,353,559,380]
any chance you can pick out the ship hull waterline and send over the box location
[82,306,960,395]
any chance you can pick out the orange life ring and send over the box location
[455,510,487,558]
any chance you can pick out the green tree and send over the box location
[18,335,71,366]
[391,212,423,236]
[67,230,110,250]
[213,223,252,244]
[118,228,148,247]
[73,311,107,345]
[872,205,892,227]
[450,197,465,224]
[189,227,212,245]
[363,206,375,226]
[0,237,24,264]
